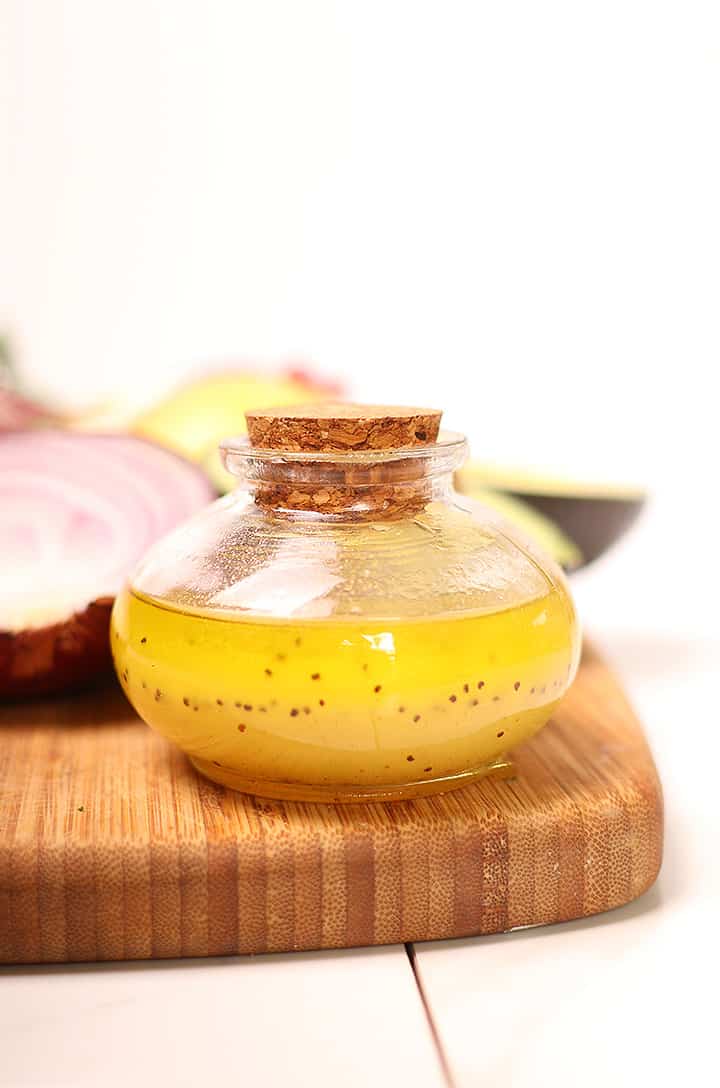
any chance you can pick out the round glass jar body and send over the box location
[111,434,581,802]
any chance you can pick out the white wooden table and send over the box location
[1,492,716,1087]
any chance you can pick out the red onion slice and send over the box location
[0,431,214,697]
[0,388,59,431]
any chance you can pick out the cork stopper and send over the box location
[241,402,446,520]
[245,403,442,453]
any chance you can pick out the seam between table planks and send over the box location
[406,942,457,1088]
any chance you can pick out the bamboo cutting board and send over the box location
[0,645,662,964]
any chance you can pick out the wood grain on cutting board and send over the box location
[0,646,662,963]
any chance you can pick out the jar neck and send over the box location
[220,434,468,521]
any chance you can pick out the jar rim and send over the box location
[220,430,468,474]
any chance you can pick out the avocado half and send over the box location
[456,464,646,569]
[133,368,342,462]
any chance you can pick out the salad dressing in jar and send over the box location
[111,404,580,802]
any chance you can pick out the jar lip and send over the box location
[220,430,468,469]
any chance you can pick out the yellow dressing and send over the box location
[112,585,579,802]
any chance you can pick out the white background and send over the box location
[1,3,719,1086]
[2,0,718,487]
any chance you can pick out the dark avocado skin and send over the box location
[505,492,646,567]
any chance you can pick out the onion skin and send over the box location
[0,598,114,700]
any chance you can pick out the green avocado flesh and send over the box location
[457,485,582,571]
[205,453,583,570]
[455,463,645,500]
[455,463,646,567]
[204,444,235,494]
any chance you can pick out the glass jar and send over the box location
[111,404,581,803]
